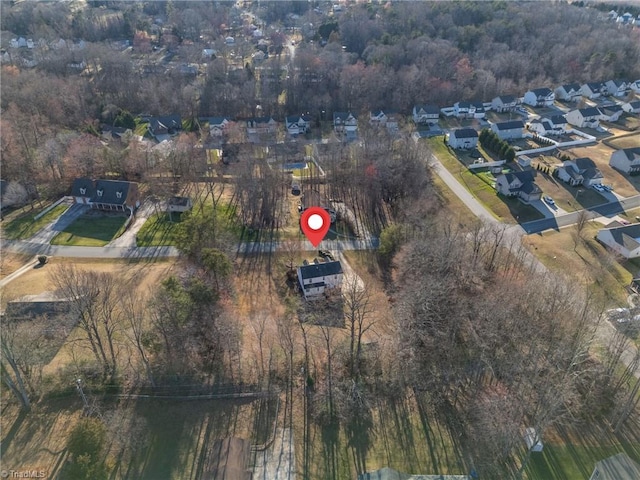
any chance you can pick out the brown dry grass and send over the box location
[0,252,33,279]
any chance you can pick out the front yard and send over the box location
[1,203,69,240]
[136,212,184,247]
[51,213,128,246]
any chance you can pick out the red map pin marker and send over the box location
[300,206,331,247]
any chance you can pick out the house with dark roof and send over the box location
[491,120,524,140]
[588,453,640,480]
[447,128,478,149]
[566,107,602,128]
[453,101,486,119]
[491,95,518,112]
[605,79,630,97]
[297,259,343,299]
[370,110,399,132]
[495,170,542,203]
[204,117,231,137]
[622,100,640,114]
[523,88,555,107]
[168,196,193,213]
[555,83,582,102]
[599,104,623,122]
[246,116,277,135]
[285,115,312,135]
[631,79,640,93]
[333,112,358,136]
[71,178,139,213]
[610,147,640,174]
[580,82,606,99]
[597,224,640,258]
[147,115,182,141]
[412,104,440,125]
[557,157,603,187]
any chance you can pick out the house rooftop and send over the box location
[298,260,343,280]
[560,83,580,91]
[415,104,440,114]
[451,128,478,139]
[604,224,640,251]
[529,87,553,96]
[617,147,640,161]
[549,114,567,125]
[494,120,524,130]
[578,107,602,117]
[494,94,516,103]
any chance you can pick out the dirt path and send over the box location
[0,256,37,289]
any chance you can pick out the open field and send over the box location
[606,132,640,150]
[427,138,544,223]
[524,222,633,306]
[0,252,33,279]
[50,213,128,246]
[1,204,69,240]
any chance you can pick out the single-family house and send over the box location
[167,196,193,213]
[608,10,618,20]
[297,259,344,300]
[491,120,525,140]
[491,95,518,112]
[333,112,358,136]
[453,101,486,119]
[588,452,640,480]
[285,115,312,135]
[246,116,277,134]
[147,115,182,141]
[631,80,640,93]
[447,128,478,149]
[71,178,139,213]
[617,12,635,24]
[555,83,582,102]
[523,88,555,107]
[605,79,630,97]
[412,104,440,125]
[524,428,544,453]
[369,110,399,131]
[599,104,624,122]
[610,147,640,174]
[566,107,602,128]
[597,224,640,259]
[528,119,555,136]
[557,157,603,186]
[207,117,231,137]
[580,82,606,99]
[495,170,542,203]
[622,100,640,114]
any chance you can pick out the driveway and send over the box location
[107,201,157,248]
[29,202,89,245]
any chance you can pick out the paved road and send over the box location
[2,239,180,258]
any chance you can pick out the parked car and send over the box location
[592,184,604,192]
[602,184,613,192]
[543,195,555,206]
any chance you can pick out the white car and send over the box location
[593,184,604,192]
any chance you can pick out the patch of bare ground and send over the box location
[0,252,33,279]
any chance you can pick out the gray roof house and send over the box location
[412,104,440,124]
[622,100,640,114]
[71,178,139,212]
[297,259,343,300]
[491,95,518,112]
[491,120,525,140]
[610,147,640,174]
[580,82,606,99]
[495,170,542,203]
[599,104,623,122]
[523,88,554,107]
[447,128,478,149]
[555,83,581,101]
[566,107,602,128]
[589,453,640,480]
[147,115,182,141]
[557,157,603,187]
[597,224,640,258]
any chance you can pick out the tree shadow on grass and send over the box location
[346,406,374,476]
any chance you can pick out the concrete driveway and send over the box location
[107,201,158,248]
[29,202,89,245]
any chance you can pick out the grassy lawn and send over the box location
[51,214,128,246]
[1,204,69,240]
[428,138,544,223]
[136,212,184,247]
[525,222,631,305]
[606,132,640,150]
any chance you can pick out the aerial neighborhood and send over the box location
[2,1,640,480]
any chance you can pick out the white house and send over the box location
[333,112,358,136]
[447,128,478,149]
[622,100,640,114]
[605,79,630,97]
[557,157,603,187]
[285,115,312,135]
[495,170,542,203]
[566,107,602,128]
[524,428,543,453]
[599,104,624,122]
[491,95,518,112]
[555,83,582,102]
[491,120,524,140]
[207,117,230,137]
[610,147,640,174]
[412,104,439,125]
[631,80,640,93]
[453,101,486,119]
[297,259,344,299]
[588,453,640,480]
[370,111,399,132]
[523,88,555,107]
[580,82,606,99]
[597,224,640,259]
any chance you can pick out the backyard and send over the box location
[50,213,128,246]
